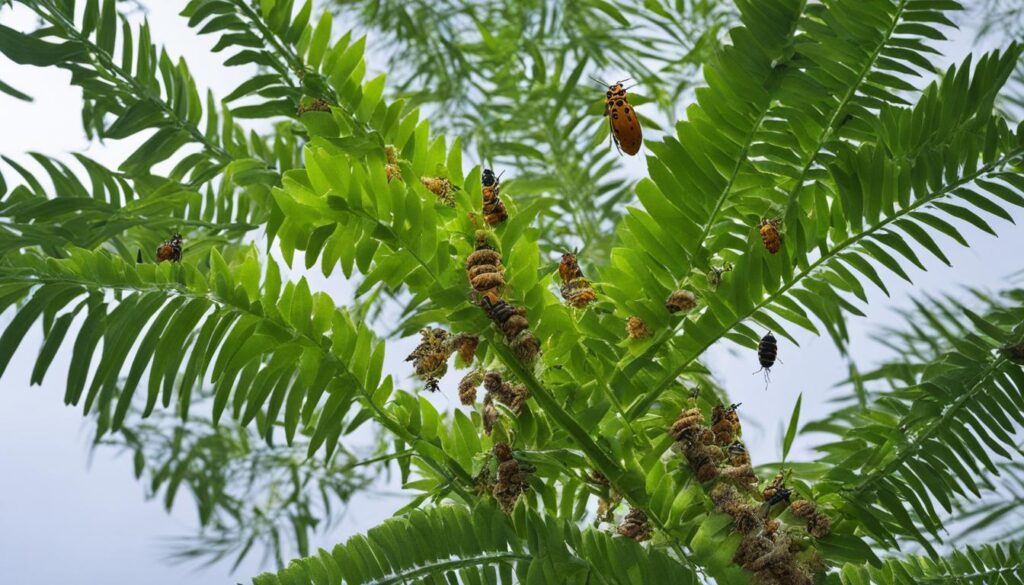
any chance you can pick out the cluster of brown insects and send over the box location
[404,327,479,393]
[458,369,528,434]
[467,225,540,364]
[669,400,830,584]
[486,442,533,513]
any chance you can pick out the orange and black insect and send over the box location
[761,471,792,515]
[754,332,778,385]
[557,251,597,309]
[156,233,183,263]
[759,219,781,254]
[481,291,529,339]
[593,77,642,156]
[481,168,508,226]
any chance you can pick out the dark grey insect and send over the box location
[754,332,778,386]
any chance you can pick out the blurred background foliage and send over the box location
[330,0,736,259]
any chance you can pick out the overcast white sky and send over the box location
[0,2,1021,584]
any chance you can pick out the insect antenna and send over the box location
[587,75,609,88]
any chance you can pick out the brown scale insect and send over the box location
[421,176,456,207]
[558,251,597,309]
[626,315,650,340]
[483,370,529,414]
[296,98,330,115]
[616,508,652,542]
[405,328,451,391]
[790,500,832,539]
[156,233,183,263]
[481,168,508,226]
[479,370,530,434]
[727,441,751,467]
[593,77,643,156]
[669,407,703,442]
[711,403,742,445]
[492,442,531,512]
[665,289,697,314]
[384,144,402,183]
[458,370,484,405]
[447,332,479,365]
[686,441,723,483]
[759,218,782,254]
[465,247,505,296]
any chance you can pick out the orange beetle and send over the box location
[598,78,643,156]
[156,233,183,263]
[758,219,782,254]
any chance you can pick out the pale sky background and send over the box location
[0,2,1021,584]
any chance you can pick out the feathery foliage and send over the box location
[2,0,1024,582]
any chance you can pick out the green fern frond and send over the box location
[0,153,256,259]
[840,540,1024,584]
[2,0,284,206]
[806,295,1024,553]
[252,503,699,585]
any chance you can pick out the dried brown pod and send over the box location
[626,316,650,340]
[685,442,722,482]
[665,289,697,313]
[421,176,456,207]
[710,483,741,513]
[616,508,652,542]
